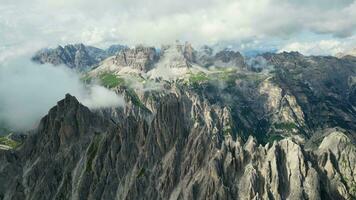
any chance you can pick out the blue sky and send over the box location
[0,0,356,60]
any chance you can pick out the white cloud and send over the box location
[0,57,124,130]
[1,0,356,50]
[81,85,124,109]
[278,39,354,55]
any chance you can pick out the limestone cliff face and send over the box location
[263,52,356,135]
[89,46,159,76]
[159,42,194,69]
[113,46,158,72]
[258,78,307,137]
[1,92,355,200]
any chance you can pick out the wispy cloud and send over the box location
[278,39,356,55]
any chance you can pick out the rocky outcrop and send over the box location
[113,46,158,71]
[182,42,196,62]
[195,45,214,67]
[263,52,356,134]
[195,47,246,68]
[259,78,307,137]
[106,45,127,56]
[213,49,246,68]
[159,42,195,69]
[318,131,356,199]
[89,45,159,76]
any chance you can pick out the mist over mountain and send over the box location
[0,57,124,131]
[1,41,356,200]
[1,0,356,199]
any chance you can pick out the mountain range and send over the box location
[32,44,127,71]
[1,42,356,200]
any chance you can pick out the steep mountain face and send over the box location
[109,45,158,72]
[1,46,356,200]
[93,45,158,73]
[213,49,246,68]
[89,42,199,78]
[195,45,214,67]
[32,44,126,70]
[263,52,356,136]
[1,91,355,200]
[83,42,248,77]
[194,47,246,69]
[159,42,194,68]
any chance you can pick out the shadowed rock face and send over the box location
[1,91,356,200]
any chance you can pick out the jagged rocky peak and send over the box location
[194,45,246,68]
[182,42,196,62]
[1,91,356,199]
[199,45,214,56]
[32,44,94,69]
[89,45,159,76]
[262,51,304,61]
[213,48,246,68]
[36,93,107,144]
[32,43,126,70]
[113,45,158,72]
[38,94,86,145]
[32,41,251,75]
[106,44,128,56]
[194,45,214,67]
[159,41,196,68]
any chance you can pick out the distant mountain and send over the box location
[1,43,356,199]
[90,42,247,77]
[213,48,246,68]
[32,43,127,71]
[91,45,159,73]
[242,48,278,57]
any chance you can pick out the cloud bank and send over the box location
[0,58,124,130]
[1,0,356,55]
[278,39,355,56]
